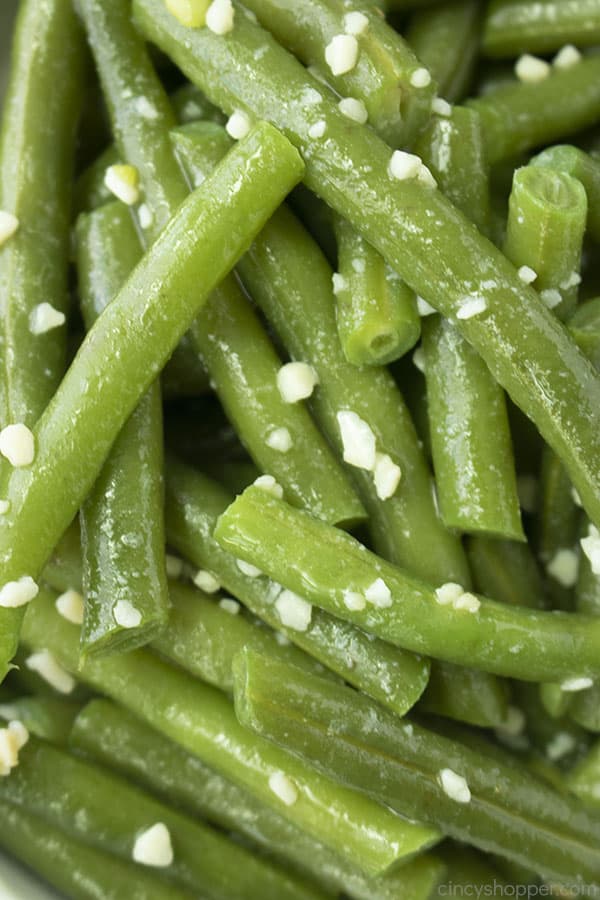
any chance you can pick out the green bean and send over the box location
[134,0,600,535]
[0,737,320,900]
[467,535,546,609]
[531,145,600,244]
[418,660,508,728]
[570,297,600,370]
[333,215,420,366]
[0,123,303,682]
[406,1,482,103]
[539,683,572,719]
[154,581,339,691]
[76,202,169,658]
[234,648,600,886]
[187,269,365,527]
[468,57,600,164]
[21,589,441,877]
[0,0,84,424]
[78,0,188,242]
[71,699,446,900]
[240,0,436,148]
[416,107,522,539]
[422,314,523,538]
[215,485,600,682]
[504,167,587,321]
[535,447,581,609]
[0,0,85,682]
[0,694,81,744]
[567,741,600,807]
[0,801,197,900]
[165,456,430,718]
[41,520,82,596]
[483,0,600,57]
[172,120,469,584]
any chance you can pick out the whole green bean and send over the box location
[406,1,482,103]
[483,0,600,57]
[531,145,600,244]
[134,0,600,535]
[240,0,435,147]
[0,0,85,683]
[0,801,197,900]
[504,166,587,321]
[235,648,600,886]
[333,215,420,366]
[71,699,446,900]
[0,737,320,900]
[21,589,440,877]
[0,123,303,682]
[468,57,600,164]
[76,203,169,658]
[215,485,600,682]
[165,455,430,718]
[172,120,469,584]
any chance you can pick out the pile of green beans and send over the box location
[2,0,600,895]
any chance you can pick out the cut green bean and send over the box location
[333,215,420,366]
[0,694,81,745]
[467,535,546,609]
[234,648,600,887]
[417,106,522,539]
[516,681,589,769]
[71,699,446,900]
[504,166,587,321]
[215,485,600,682]
[422,315,523,538]
[241,0,436,147]
[76,202,169,657]
[0,801,197,900]
[0,736,320,900]
[134,0,600,535]
[0,123,303,683]
[570,683,600,733]
[406,1,482,103]
[0,0,85,681]
[468,57,600,164]
[531,145,600,244]
[483,0,600,57]
[172,120,469,584]
[165,455,430,718]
